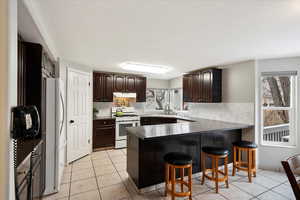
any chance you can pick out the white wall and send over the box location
[222,60,255,103]
[256,56,300,170]
[0,1,9,199]
[1,0,18,199]
[147,78,169,89]
[169,76,183,89]
[181,61,256,126]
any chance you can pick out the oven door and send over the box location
[116,120,140,141]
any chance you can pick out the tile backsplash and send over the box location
[93,102,148,117]
[93,102,254,125]
[180,102,255,125]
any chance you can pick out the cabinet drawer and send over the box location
[93,127,115,148]
[93,119,115,127]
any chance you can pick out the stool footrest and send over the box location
[201,151,229,193]
[165,162,192,199]
[232,145,257,183]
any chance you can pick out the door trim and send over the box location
[66,67,93,163]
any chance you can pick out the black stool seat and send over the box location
[164,152,192,165]
[233,141,257,148]
[202,146,229,156]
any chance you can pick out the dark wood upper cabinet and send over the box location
[183,68,222,103]
[93,73,113,102]
[125,75,136,92]
[183,74,193,102]
[102,74,114,101]
[93,73,102,102]
[192,73,201,102]
[202,70,213,102]
[93,72,146,102]
[136,76,146,102]
[114,74,126,92]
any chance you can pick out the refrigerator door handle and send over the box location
[59,91,65,136]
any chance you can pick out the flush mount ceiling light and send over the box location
[119,62,172,74]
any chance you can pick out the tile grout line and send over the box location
[266,181,292,200]
[107,149,135,200]
[79,150,290,200]
[91,151,110,200]
[233,181,268,197]
[70,153,104,199]
[68,163,73,200]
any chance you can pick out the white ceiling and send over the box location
[29,0,300,79]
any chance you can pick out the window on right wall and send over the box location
[261,71,297,147]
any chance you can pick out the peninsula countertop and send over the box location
[126,117,253,140]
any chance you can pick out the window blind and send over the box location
[261,71,297,76]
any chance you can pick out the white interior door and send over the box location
[67,68,92,163]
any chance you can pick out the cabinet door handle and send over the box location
[70,120,75,124]
[17,171,27,175]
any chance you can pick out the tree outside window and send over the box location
[261,73,296,146]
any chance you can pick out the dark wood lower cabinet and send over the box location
[140,117,177,126]
[31,160,41,200]
[16,141,44,200]
[93,119,115,149]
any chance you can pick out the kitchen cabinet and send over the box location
[31,158,42,200]
[93,72,146,102]
[140,117,177,126]
[136,77,146,102]
[93,73,101,101]
[17,40,54,197]
[183,74,193,102]
[192,73,202,102]
[15,141,44,200]
[31,141,44,200]
[93,73,113,102]
[93,119,115,149]
[183,68,222,103]
[16,153,31,200]
[102,74,114,101]
[125,75,136,92]
[114,74,126,92]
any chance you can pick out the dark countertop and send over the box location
[93,115,115,120]
[140,114,195,121]
[126,117,253,140]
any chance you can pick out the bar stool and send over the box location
[164,152,193,200]
[201,146,229,193]
[232,141,257,182]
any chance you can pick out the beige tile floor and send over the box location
[42,149,295,200]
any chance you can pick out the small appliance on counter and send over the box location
[112,106,140,148]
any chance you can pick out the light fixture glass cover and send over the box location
[119,62,172,74]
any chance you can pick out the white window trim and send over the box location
[260,74,298,147]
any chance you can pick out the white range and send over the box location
[112,107,140,148]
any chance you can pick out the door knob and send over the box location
[70,120,75,123]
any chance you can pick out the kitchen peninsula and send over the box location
[126,117,253,189]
